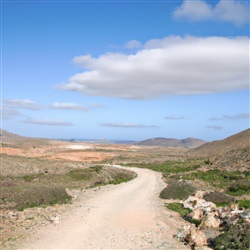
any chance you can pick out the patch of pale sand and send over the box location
[63,144,93,150]
[47,151,116,162]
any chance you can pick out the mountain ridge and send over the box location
[134,137,206,148]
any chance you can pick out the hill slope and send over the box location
[0,129,48,146]
[135,137,206,148]
[0,129,25,143]
[189,128,250,171]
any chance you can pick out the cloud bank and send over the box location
[210,113,250,121]
[51,102,87,111]
[23,119,73,126]
[173,0,249,25]
[4,99,43,110]
[59,36,249,100]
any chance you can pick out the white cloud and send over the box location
[125,40,142,49]
[206,125,223,130]
[173,0,249,25]
[210,113,250,120]
[59,36,249,100]
[173,0,213,21]
[101,123,159,128]
[51,102,87,111]
[165,116,186,120]
[4,99,43,110]
[0,106,23,119]
[22,119,74,126]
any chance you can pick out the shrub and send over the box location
[14,186,71,211]
[203,191,235,206]
[227,179,250,196]
[210,219,250,250]
[160,179,196,200]
[166,202,191,216]
[238,200,250,209]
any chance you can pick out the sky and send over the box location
[1,0,249,141]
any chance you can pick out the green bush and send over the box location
[203,191,235,206]
[211,219,250,250]
[14,186,71,211]
[67,169,93,181]
[166,203,191,216]
[238,200,250,209]
[227,179,250,196]
[160,179,196,200]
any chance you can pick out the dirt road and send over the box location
[19,166,188,249]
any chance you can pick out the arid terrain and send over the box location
[0,129,249,249]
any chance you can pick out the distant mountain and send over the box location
[134,137,206,148]
[0,129,47,146]
[189,128,250,171]
[0,129,25,143]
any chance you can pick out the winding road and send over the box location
[19,166,188,249]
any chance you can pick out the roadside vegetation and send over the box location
[126,159,249,204]
[126,158,250,249]
[124,159,202,177]
[0,163,136,211]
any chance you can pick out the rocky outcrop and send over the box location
[177,191,248,249]
[183,195,216,213]
[177,224,207,248]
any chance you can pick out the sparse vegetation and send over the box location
[0,165,136,210]
[166,203,201,226]
[160,179,196,200]
[203,191,235,206]
[210,219,250,250]
[181,170,250,194]
[237,200,250,209]
[166,202,191,216]
[125,159,201,177]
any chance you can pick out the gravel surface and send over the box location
[18,166,189,249]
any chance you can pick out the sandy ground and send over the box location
[18,166,189,250]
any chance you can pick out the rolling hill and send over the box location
[189,128,250,171]
[134,137,206,148]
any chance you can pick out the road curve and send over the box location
[19,166,188,249]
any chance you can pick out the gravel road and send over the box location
[19,166,188,249]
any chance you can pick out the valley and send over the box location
[0,129,249,249]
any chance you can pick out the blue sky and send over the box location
[1,0,249,141]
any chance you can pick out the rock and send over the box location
[201,212,221,228]
[240,209,250,222]
[177,224,207,247]
[183,196,216,213]
[190,209,203,220]
[50,214,61,224]
[189,225,208,247]
[193,191,207,199]
[7,211,18,220]
[230,203,239,211]
[219,207,231,219]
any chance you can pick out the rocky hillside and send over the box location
[0,129,48,146]
[0,129,25,143]
[189,128,250,171]
[134,137,206,148]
